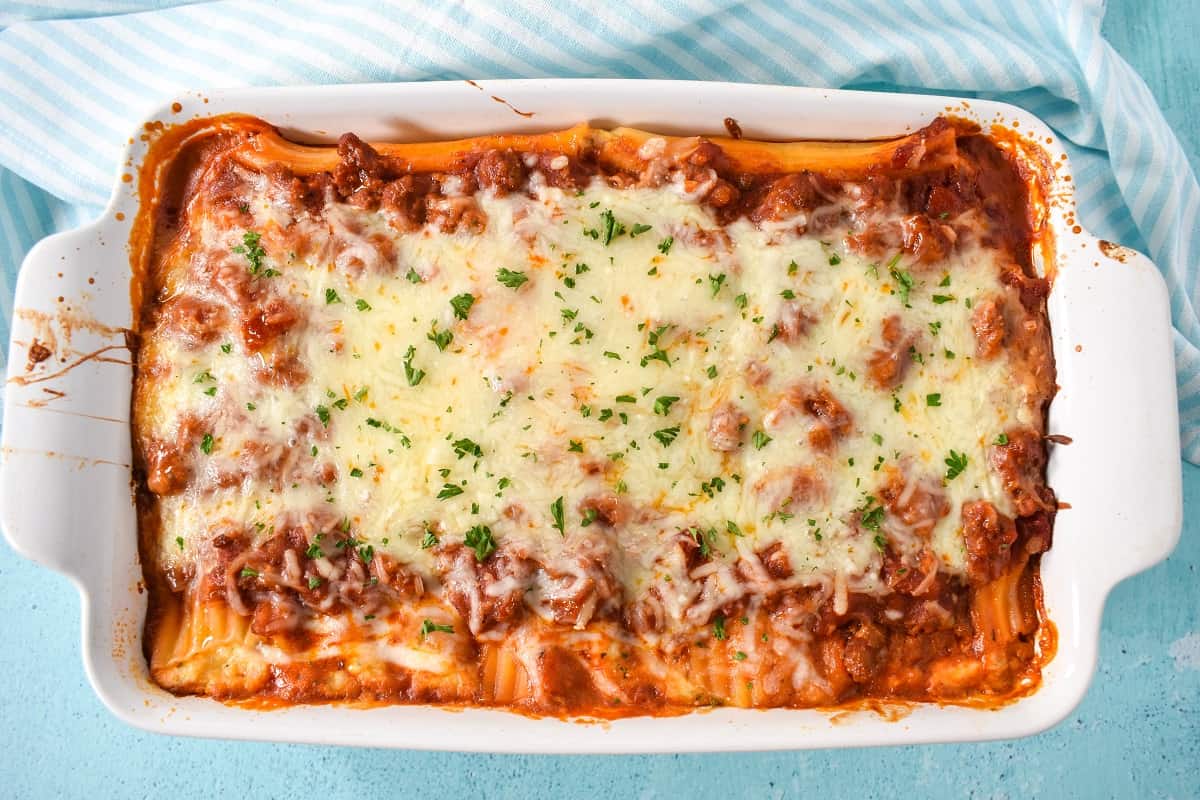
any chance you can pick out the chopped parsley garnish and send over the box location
[551,496,565,536]
[780,289,796,300]
[828,253,842,266]
[689,527,714,558]
[873,533,888,552]
[199,433,214,454]
[175,536,184,550]
[713,614,727,641]
[944,450,968,480]
[496,268,529,289]
[603,351,621,360]
[599,209,626,244]
[427,322,453,352]
[615,394,636,404]
[706,365,718,379]
[220,342,232,354]
[657,236,674,254]
[449,292,475,320]
[403,345,426,386]
[653,395,679,416]
[420,529,438,549]
[709,273,727,297]
[932,294,956,304]
[640,323,673,367]
[305,535,325,559]
[890,263,914,306]
[238,567,259,579]
[926,393,942,407]
[630,223,653,237]
[463,525,496,561]
[405,268,422,284]
[349,467,364,478]
[726,521,743,536]
[944,349,956,359]
[194,370,215,384]
[419,619,455,639]
[581,507,598,527]
[733,293,748,310]
[858,498,886,531]
[307,576,322,590]
[871,433,883,446]
[994,433,1009,446]
[452,437,483,459]
[232,231,267,275]
[246,402,256,411]
[652,425,680,447]
[751,430,772,450]
[568,439,584,453]
[733,651,748,661]
[437,483,464,500]
[325,288,341,305]
[355,298,371,311]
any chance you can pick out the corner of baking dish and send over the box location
[0,81,1182,751]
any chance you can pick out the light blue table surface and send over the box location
[2,1,1197,796]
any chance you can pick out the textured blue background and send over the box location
[1,1,1197,796]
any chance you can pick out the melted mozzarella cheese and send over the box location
[149,175,1032,610]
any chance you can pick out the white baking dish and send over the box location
[0,80,1181,752]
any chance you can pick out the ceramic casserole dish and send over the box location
[0,80,1182,752]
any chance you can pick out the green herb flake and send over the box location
[944,450,969,480]
[496,268,529,289]
[450,292,476,320]
[437,483,464,500]
[239,567,260,579]
[200,433,214,455]
[890,264,915,306]
[419,619,455,639]
[994,433,1009,446]
[652,425,680,447]
[551,496,565,536]
[653,395,679,416]
[657,236,674,255]
[752,430,772,450]
[926,393,942,407]
[465,523,497,561]
[403,345,426,387]
[452,437,483,460]
[232,231,267,275]
[325,287,341,305]
[427,323,453,352]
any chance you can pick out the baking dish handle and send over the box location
[1,223,134,580]
[1046,241,1183,587]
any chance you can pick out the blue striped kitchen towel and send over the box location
[1,0,1197,457]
